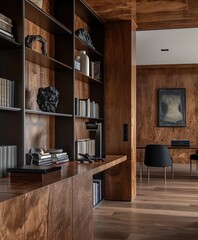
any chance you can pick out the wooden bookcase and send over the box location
[0,1,136,201]
[0,0,104,166]
[74,0,104,158]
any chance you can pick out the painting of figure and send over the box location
[158,88,186,127]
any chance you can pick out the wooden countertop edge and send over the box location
[0,154,127,203]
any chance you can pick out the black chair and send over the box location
[144,144,174,182]
[190,150,198,175]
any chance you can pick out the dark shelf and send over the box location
[0,106,21,112]
[75,70,103,84]
[25,109,73,117]
[75,36,103,58]
[25,0,72,35]
[25,47,72,71]
[0,34,21,49]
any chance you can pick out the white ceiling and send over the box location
[136,28,198,65]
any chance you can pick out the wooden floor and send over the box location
[93,163,198,240]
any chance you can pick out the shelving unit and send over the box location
[0,0,23,166]
[24,0,74,160]
[74,0,104,160]
[0,0,104,167]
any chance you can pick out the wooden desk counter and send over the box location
[0,155,127,240]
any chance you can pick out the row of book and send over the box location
[0,78,15,107]
[0,12,14,39]
[0,145,17,177]
[75,59,101,81]
[75,98,100,118]
[90,61,101,80]
[76,138,95,159]
[93,179,102,207]
[31,151,69,166]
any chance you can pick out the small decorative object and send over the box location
[158,88,186,127]
[76,50,89,76]
[75,28,95,49]
[25,35,47,56]
[75,59,81,71]
[30,0,43,8]
[37,86,59,112]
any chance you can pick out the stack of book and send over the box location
[0,78,15,107]
[47,149,69,164]
[0,145,17,177]
[0,13,14,39]
[31,153,52,166]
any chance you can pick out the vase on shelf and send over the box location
[76,50,89,76]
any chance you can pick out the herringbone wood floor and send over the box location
[93,164,198,240]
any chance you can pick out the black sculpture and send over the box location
[25,34,47,55]
[75,28,95,49]
[37,86,59,112]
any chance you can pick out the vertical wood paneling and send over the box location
[104,20,136,201]
[47,179,73,240]
[24,186,50,240]
[24,17,55,154]
[131,21,137,198]
[0,196,25,240]
[25,114,55,153]
[72,173,93,240]
[137,67,198,163]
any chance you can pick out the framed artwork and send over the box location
[158,88,186,127]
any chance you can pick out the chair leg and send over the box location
[171,164,174,179]
[196,161,198,173]
[164,167,166,183]
[190,160,192,176]
[147,166,150,182]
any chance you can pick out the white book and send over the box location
[10,80,15,107]
[14,145,17,166]
[1,78,6,107]
[0,13,12,25]
[6,79,10,107]
[0,18,13,27]
[0,28,14,38]
[7,145,12,169]
[2,146,7,176]
[86,98,90,117]
[0,21,12,33]
[10,145,17,167]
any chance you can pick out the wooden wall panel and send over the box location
[104,21,136,201]
[137,66,198,163]
[24,18,55,154]
[0,196,25,240]
[75,80,90,140]
[24,186,50,240]
[25,114,55,153]
[72,173,93,240]
[47,179,73,240]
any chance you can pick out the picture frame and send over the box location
[158,88,186,127]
